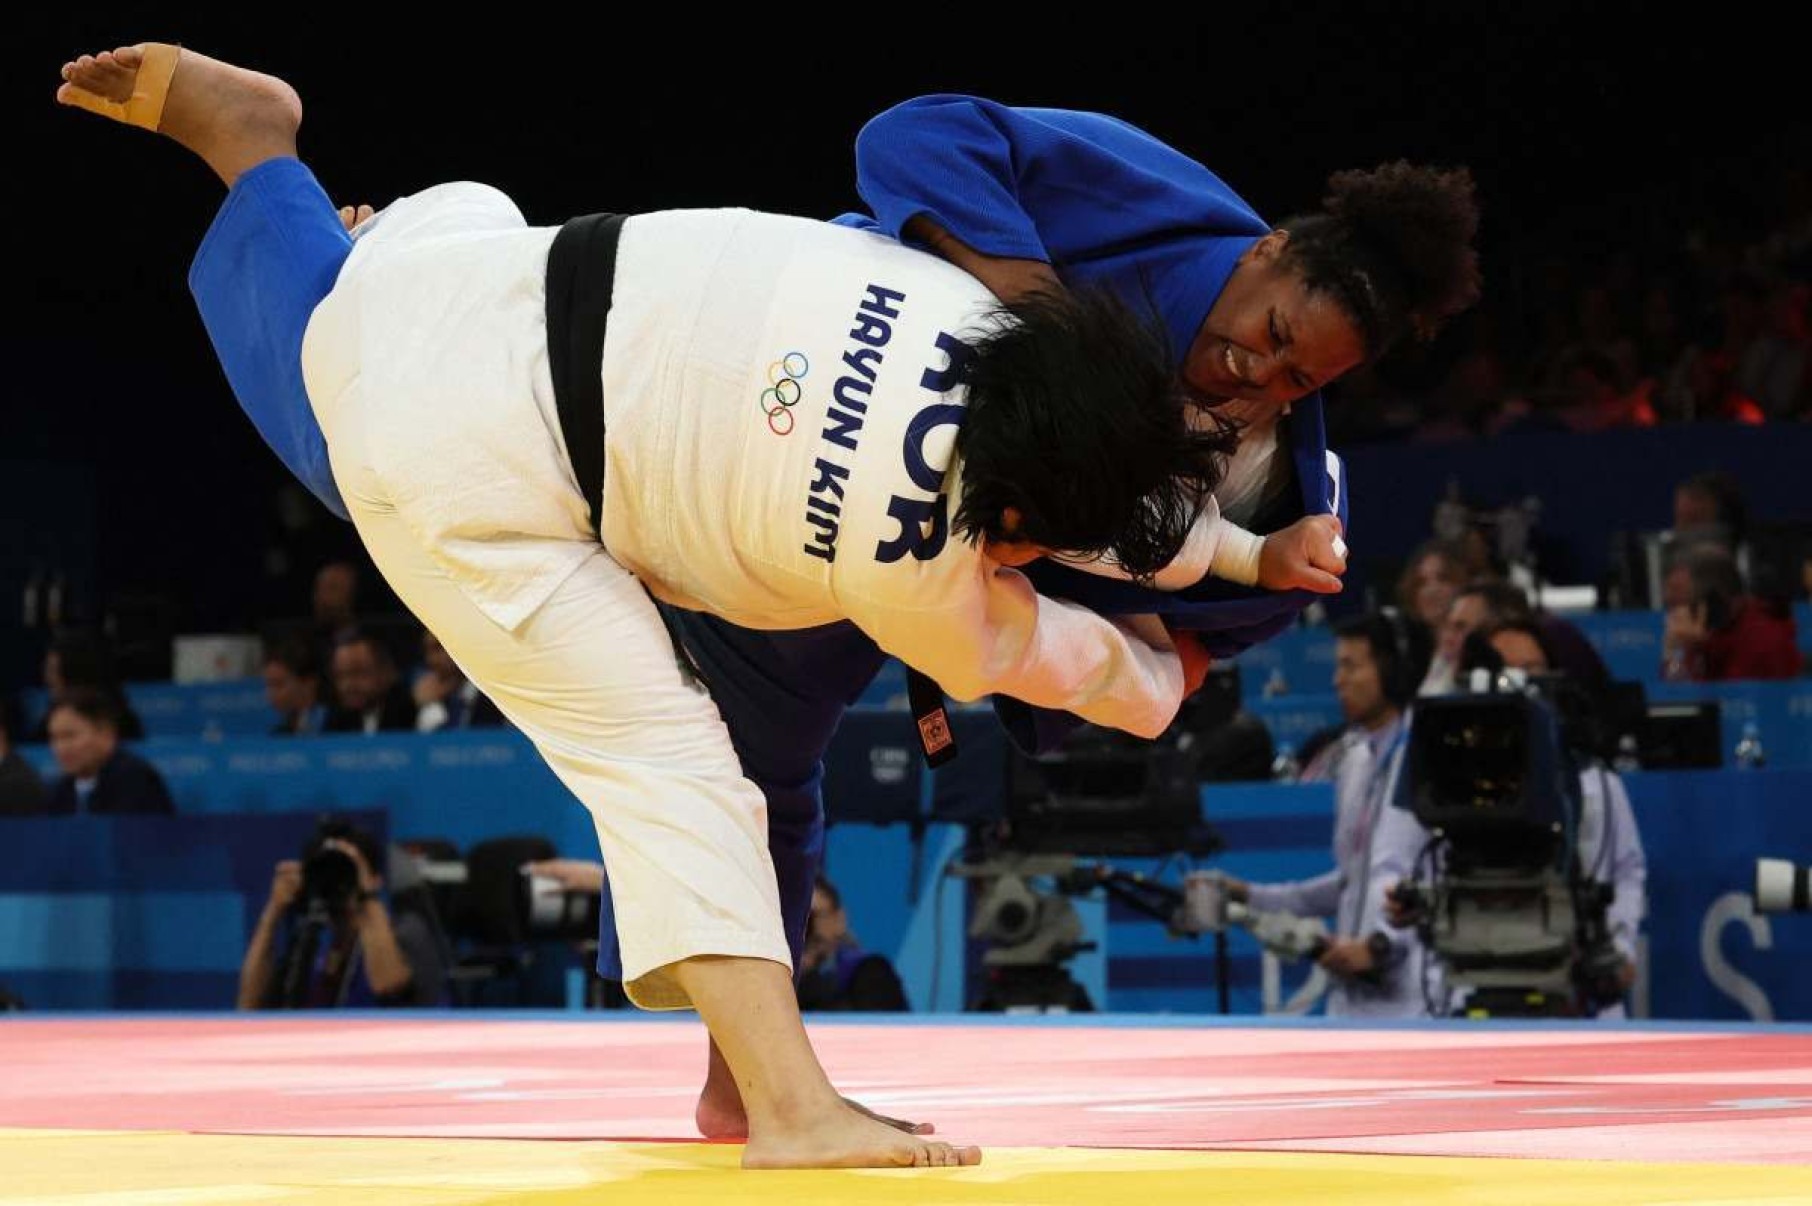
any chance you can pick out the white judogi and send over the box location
[301,184,1185,1008]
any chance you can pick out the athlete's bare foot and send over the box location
[56,43,302,186]
[338,204,375,234]
[742,1097,978,1171]
[695,1038,931,1140]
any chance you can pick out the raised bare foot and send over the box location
[56,43,302,186]
[742,1098,978,1170]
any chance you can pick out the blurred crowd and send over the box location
[1330,168,1810,444]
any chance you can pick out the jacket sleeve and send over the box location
[847,565,1185,740]
[1246,869,1345,920]
[854,95,1261,264]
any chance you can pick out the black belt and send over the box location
[543,211,956,765]
[545,212,626,537]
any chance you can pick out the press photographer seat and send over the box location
[447,834,558,1007]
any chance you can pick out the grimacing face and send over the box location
[1183,231,1367,405]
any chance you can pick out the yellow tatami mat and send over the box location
[5,1130,1809,1205]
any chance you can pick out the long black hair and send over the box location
[953,288,1237,580]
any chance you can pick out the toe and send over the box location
[116,45,145,66]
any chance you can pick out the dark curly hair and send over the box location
[953,289,1236,581]
[1279,161,1482,359]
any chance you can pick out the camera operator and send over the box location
[1377,620,1648,1017]
[238,819,448,1009]
[1219,612,1432,1017]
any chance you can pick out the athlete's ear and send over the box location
[983,540,1044,568]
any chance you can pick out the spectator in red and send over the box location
[1662,546,1803,681]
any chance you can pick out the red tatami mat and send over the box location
[3,1016,1807,1164]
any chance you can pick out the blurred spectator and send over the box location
[1658,274,1770,423]
[1426,580,1610,699]
[313,560,361,638]
[0,696,47,815]
[31,629,143,742]
[1671,469,1748,556]
[238,818,448,1009]
[796,874,908,1012]
[1735,279,1810,420]
[1552,348,1656,433]
[1397,540,1468,692]
[1396,539,1469,630]
[324,632,417,734]
[1418,312,1509,441]
[413,631,505,733]
[43,689,174,816]
[1661,546,1803,681]
[263,638,328,737]
[1634,278,1689,388]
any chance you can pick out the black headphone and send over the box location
[1373,606,1428,708]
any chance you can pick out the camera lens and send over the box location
[301,847,360,912]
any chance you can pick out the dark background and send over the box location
[7,4,1807,683]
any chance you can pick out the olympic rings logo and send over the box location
[760,351,810,436]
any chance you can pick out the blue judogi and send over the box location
[185,98,1345,988]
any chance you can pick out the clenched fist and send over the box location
[1258,514,1347,594]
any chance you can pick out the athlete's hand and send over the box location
[906,216,1063,304]
[1257,515,1346,594]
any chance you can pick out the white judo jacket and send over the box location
[305,188,1186,739]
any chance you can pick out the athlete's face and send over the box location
[1184,231,1367,405]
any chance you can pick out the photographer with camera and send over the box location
[237,819,448,1009]
[1376,620,1648,1017]
[1218,612,1432,1016]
